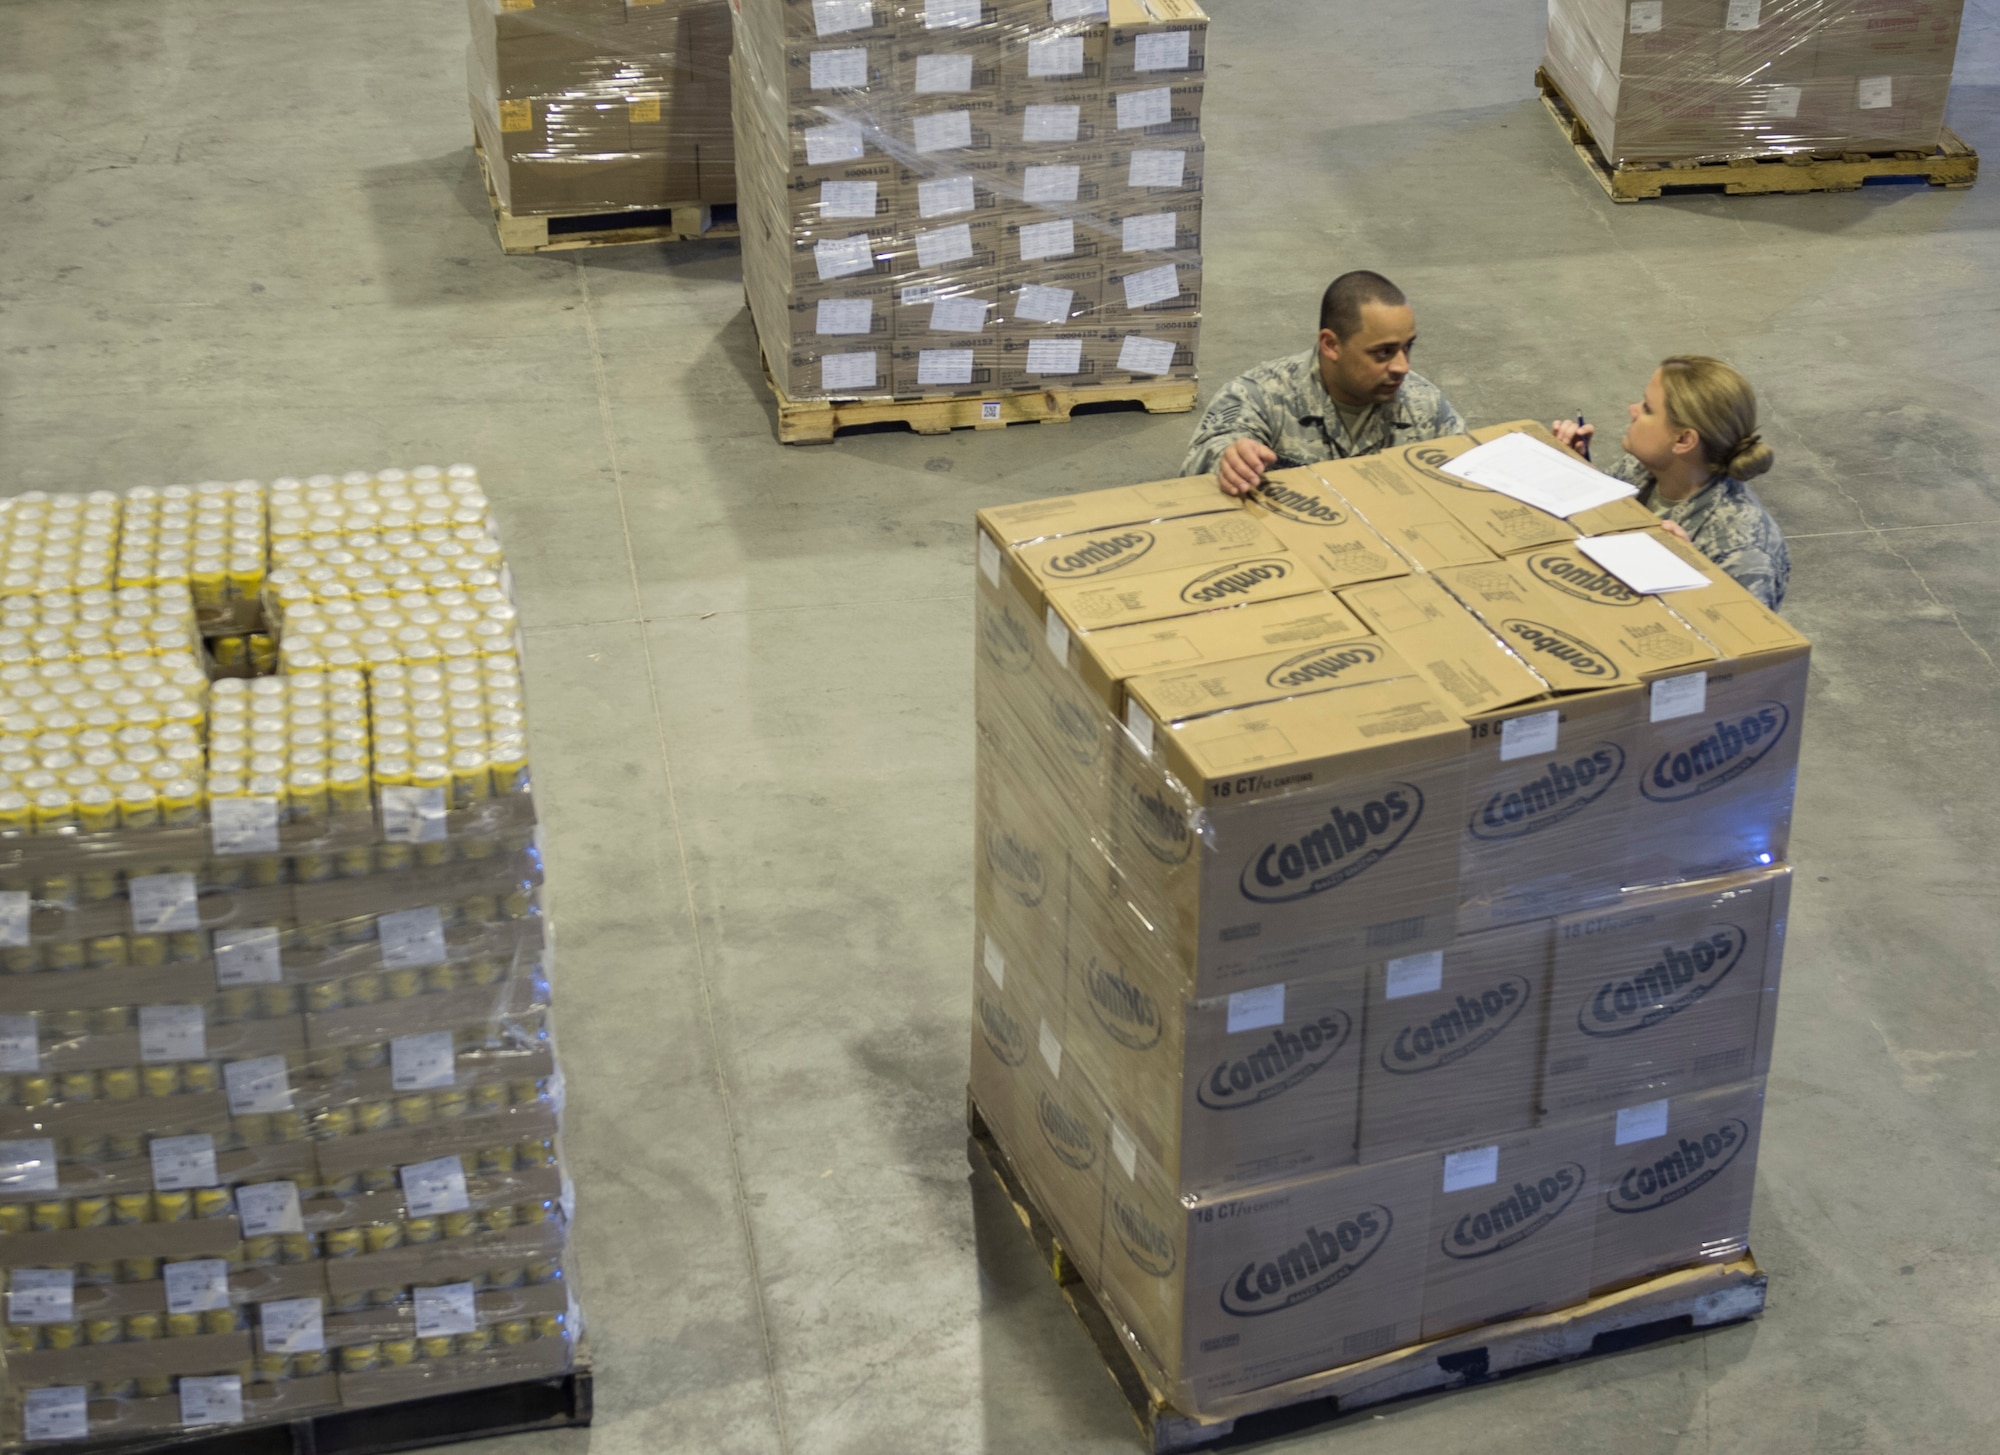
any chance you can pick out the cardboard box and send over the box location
[1085,314,1200,384]
[1105,197,1201,257]
[998,22,1110,91]
[888,35,1003,96]
[992,329,1110,388]
[889,339,1003,396]
[1814,1,1964,75]
[1541,865,1789,1118]
[779,37,892,105]
[1242,468,1411,591]
[1310,455,1495,573]
[1357,920,1553,1164]
[998,93,1110,149]
[998,208,1110,268]
[1105,137,1206,196]
[1123,632,1422,726]
[1399,425,1660,556]
[1005,1013,1111,1289]
[993,152,1111,208]
[974,738,1075,980]
[976,477,1228,547]
[1041,545,1308,635]
[1106,78,1205,133]
[1591,1077,1764,1294]
[991,258,1109,328]
[780,338,894,398]
[1014,511,1286,595]
[1105,0,1210,86]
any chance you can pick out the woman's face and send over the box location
[1622,370,1683,472]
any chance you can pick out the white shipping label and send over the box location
[1022,163,1080,204]
[1043,607,1070,664]
[1037,1019,1062,1077]
[813,0,874,39]
[1134,31,1192,72]
[977,530,1001,586]
[1121,262,1179,308]
[391,1030,457,1091]
[1013,283,1073,324]
[0,1013,37,1073]
[918,175,976,217]
[224,1054,293,1115]
[210,796,280,855]
[1443,1144,1501,1193]
[1629,2,1663,35]
[139,1004,207,1064]
[1385,950,1445,1000]
[1725,0,1762,30]
[0,890,28,948]
[1123,699,1154,755]
[1028,35,1085,77]
[414,1282,480,1340]
[981,935,1005,989]
[917,349,975,386]
[810,47,869,89]
[822,352,878,391]
[1763,85,1803,119]
[1018,219,1074,261]
[260,1297,326,1356]
[1116,87,1173,130]
[379,905,447,968]
[22,1388,88,1444]
[1651,671,1708,723]
[915,221,974,268]
[213,925,283,987]
[1129,149,1186,187]
[163,1259,231,1316]
[925,0,981,28]
[0,1139,56,1194]
[1117,335,1177,375]
[235,1181,305,1238]
[1052,0,1107,18]
[816,298,874,336]
[1858,75,1894,110]
[1026,337,1083,376]
[1499,709,1560,763]
[401,1154,473,1217]
[1110,1120,1137,1179]
[380,784,448,844]
[179,1376,244,1430]
[1616,1098,1672,1146]
[130,872,201,933]
[814,233,875,281]
[804,122,865,166]
[9,1268,75,1324]
[1121,212,1177,252]
[915,53,975,93]
[913,109,973,153]
[1226,983,1286,1035]
[151,1133,219,1191]
[1021,103,1080,143]
[930,296,989,333]
[819,180,878,218]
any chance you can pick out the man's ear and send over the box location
[1318,327,1341,364]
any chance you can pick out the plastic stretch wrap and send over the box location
[1544,0,1964,165]
[969,423,1806,1415]
[731,0,1206,401]
[469,0,738,214]
[0,475,580,1449]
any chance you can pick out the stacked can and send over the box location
[0,586,202,671]
[0,494,120,598]
[115,484,266,603]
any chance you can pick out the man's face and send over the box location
[1319,302,1418,406]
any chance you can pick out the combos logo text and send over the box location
[1265,643,1382,692]
[1037,1092,1097,1172]
[1124,781,1193,865]
[1110,1191,1177,1278]
[1180,558,1292,606]
[1608,1119,1748,1213]
[1441,1165,1584,1260]
[1525,552,1645,607]
[1579,928,1744,1037]
[1642,704,1789,802]
[1380,979,1530,1075]
[1197,1013,1352,1111]
[1501,619,1619,679]
[977,604,1035,675]
[1469,744,1624,841]
[1240,786,1421,904]
[1083,958,1163,1051]
[976,994,1027,1067]
[1042,530,1154,579]
[983,826,1047,908]
[1220,1208,1393,1317]
[1252,478,1348,527]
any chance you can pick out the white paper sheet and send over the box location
[1576,532,1712,594]
[1438,432,1637,517]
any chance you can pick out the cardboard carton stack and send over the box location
[0,474,580,1447]
[469,0,737,215]
[971,423,1806,1414]
[731,0,1207,402]
[1544,0,1966,164]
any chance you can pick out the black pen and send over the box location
[1576,414,1591,462]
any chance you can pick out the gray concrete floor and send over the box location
[5,0,1999,1450]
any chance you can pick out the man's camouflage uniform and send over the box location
[1606,455,1790,612]
[1181,350,1465,476]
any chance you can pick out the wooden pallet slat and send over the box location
[473,137,738,255]
[1536,67,1978,202]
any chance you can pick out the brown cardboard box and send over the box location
[1105,196,1201,257]
[1005,1011,1111,1290]
[998,22,1110,92]
[1399,425,1660,556]
[1814,0,1964,75]
[974,739,1074,981]
[1311,455,1495,572]
[993,152,1111,208]
[889,35,1004,96]
[1085,313,1200,384]
[1123,632,1422,727]
[1041,544,1308,634]
[1242,468,1410,591]
[998,89,1112,149]
[1818,71,1952,150]
[1106,77,1205,133]
[890,276,1002,339]
[1420,1119,1600,1338]
[889,339,1003,395]
[1590,1077,1763,1294]
[1105,0,1210,86]
[1105,137,1205,196]
[991,329,1108,388]
[1014,511,1286,594]
[1541,865,1789,1118]
[976,476,1228,547]
[991,258,1109,328]
[998,207,1110,268]
[1357,920,1553,1164]
[781,338,893,398]
[780,36,892,104]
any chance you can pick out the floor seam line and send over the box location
[1790,519,2000,540]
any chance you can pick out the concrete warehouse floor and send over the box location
[4,0,1999,1450]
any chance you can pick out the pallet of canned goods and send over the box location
[0,468,584,1450]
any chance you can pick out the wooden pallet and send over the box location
[1537,67,1978,202]
[967,1094,1767,1453]
[474,138,738,255]
[761,355,1197,444]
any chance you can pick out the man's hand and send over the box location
[1216,439,1278,497]
[1550,418,1595,460]
[1660,520,1691,544]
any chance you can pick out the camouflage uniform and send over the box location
[1607,455,1791,612]
[1181,350,1465,477]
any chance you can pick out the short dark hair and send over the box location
[1319,271,1407,339]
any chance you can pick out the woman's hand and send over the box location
[1660,520,1691,544]
[1550,418,1595,460]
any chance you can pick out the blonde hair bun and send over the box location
[1726,433,1775,480]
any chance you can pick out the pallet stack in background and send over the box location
[969,425,1807,1414]
[730,0,1207,402]
[0,475,581,1447]
[1544,0,1966,164]
[469,0,737,215]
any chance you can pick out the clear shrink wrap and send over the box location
[970,423,1805,1415]
[733,0,1207,401]
[1543,0,1964,165]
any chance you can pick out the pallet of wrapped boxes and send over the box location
[731,0,1207,441]
[968,425,1805,1438]
[469,0,740,252]
[0,473,587,1449]
[1541,0,1978,200]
